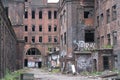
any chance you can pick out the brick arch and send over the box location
[24,45,44,56]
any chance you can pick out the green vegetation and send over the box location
[103,45,113,49]
[80,71,102,76]
[1,69,26,80]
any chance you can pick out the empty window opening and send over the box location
[26,48,41,55]
[32,25,35,31]
[84,11,89,18]
[24,36,28,42]
[48,11,52,19]
[39,25,42,32]
[39,11,42,19]
[25,25,28,31]
[32,10,35,19]
[32,36,35,43]
[85,30,94,42]
[25,11,28,18]
[39,36,42,43]
[48,36,52,42]
[48,25,51,32]
[54,25,57,31]
[54,11,57,19]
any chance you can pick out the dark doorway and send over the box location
[103,56,109,70]
[93,59,97,71]
[24,59,28,67]
[38,62,42,68]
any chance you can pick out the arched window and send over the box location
[26,48,41,55]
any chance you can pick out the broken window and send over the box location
[48,25,51,32]
[64,32,66,44]
[24,11,28,18]
[48,36,52,42]
[84,11,89,18]
[107,34,111,45]
[54,11,57,19]
[85,30,94,42]
[97,37,100,48]
[106,9,110,23]
[32,25,35,31]
[54,25,57,32]
[25,25,28,31]
[112,5,117,21]
[48,11,52,19]
[113,31,117,45]
[32,36,35,43]
[26,48,41,55]
[103,56,109,70]
[101,36,104,47]
[39,25,42,32]
[24,36,28,42]
[39,36,42,43]
[39,11,42,19]
[97,16,99,27]
[100,13,104,25]
[32,10,35,19]
[54,36,58,42]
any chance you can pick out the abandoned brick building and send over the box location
[23,0,59,68]
[93,0,120,71]
[58,0,95,73]
[1,0,120,78]
[58,0,120,73]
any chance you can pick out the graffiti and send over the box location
[77,55,92,72]
[73,40,95,51]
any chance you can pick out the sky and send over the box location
[48,0,59,3]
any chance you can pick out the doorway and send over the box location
[24,59,28,67]
[103,56,109,70]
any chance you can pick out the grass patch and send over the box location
[51,69,60,73]
[1,69,26,80]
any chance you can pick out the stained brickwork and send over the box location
[0,1,18,78]
[23,0,59,67]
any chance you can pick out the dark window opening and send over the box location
[25,11,28,18]
[97,16,99,27]
[39,25,42,32]
[32,36,35,43]
[24,36,28,42]
[107,34,111,45]
[25,25,28,31]
[54,25,57,31]
[113,32,117,45]
[26,48,41,55]
[64,32,66,44]
[32,10,35,19]
[84,11,89,18]
[103,56,109,70]
[39,36,42,42]
[112,5,117,21]
[48,36,52,42]
[100,13,104,24]
[106,9,110,23]
[39,11,42,19]
[24,59,28,67]
[32,25,35,31]
[54,36,58,42]
[54,11,57,19]
[48,25,51,32]
[48,11,51,19]
[85,30,94,42]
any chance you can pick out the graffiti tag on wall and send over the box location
[77,55,92,72]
